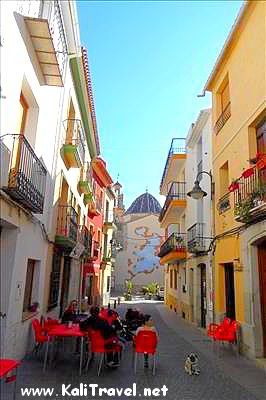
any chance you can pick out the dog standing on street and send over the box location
[184,353,200,376]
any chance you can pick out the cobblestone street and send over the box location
[1,300,265,400]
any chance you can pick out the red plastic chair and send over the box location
[134,330,157,375]
[87,330,121,376]
[207,323,219,338]
[212,319,240,356]
[32,319,48,354]
[43,318,60,332]
[0,359,21,400]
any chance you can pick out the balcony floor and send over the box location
[160,249,187,265]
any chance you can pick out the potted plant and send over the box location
[124,280,133,301]
[251,186,266,207]
[234,196,256,222]
[241,167,255,179]
[228,179,240,192]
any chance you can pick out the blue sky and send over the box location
[77,0,243,208]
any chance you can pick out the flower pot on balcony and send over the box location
[84,192,94,205]
[78,180,90,195]
[228,181,239,192]
[242,167,254,178]
[256,154,266,170]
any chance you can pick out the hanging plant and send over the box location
[234,198,254,223]
[242,167,255,179]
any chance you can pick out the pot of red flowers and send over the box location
[256,153,266,170]
[228,179,240,192]
[241,167,255,179]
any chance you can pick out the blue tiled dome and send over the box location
[125,192,162,215]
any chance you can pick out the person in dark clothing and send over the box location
[125,308,145,330]
[80,306,121,367]
[61,300,78,323]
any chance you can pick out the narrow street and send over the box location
[2,299,265,400]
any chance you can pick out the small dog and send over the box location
[184,353,200,376]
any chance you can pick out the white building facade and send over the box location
[185,109,213,328]
[0,0,96,359]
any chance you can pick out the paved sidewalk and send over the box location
[156,303,266,400]
[1,301,265,400]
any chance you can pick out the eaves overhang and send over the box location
[70,57,97,159]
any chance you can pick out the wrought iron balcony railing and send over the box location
[96,196,103,213]
[234,168,266,221]
[218,192,230,214]
[187,223,206,253]
[158,232,186,258]
[214,102,231,135]
[104,211,114,224]
[160,138,186,190]
[63,119,86,165]
[1,134,47,213]
[56,205,78,242]
[159,181,186,222]
[78,225,93,255]
[91,240,100,259]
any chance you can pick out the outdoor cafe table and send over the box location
[0,359,21,400]
[43,324,86,375]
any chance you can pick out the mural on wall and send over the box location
[127,226,163,279]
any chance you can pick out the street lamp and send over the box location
[187,171,212,199]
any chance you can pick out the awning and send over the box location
[24,17,63,87]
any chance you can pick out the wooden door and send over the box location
[258,240,266,356]
[256,121,266,187]
[256,120,266,154]
[224,263,236,319]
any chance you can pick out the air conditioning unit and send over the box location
[0,140,10,188]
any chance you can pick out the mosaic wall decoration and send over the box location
[127,226,162,278]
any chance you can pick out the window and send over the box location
[257,120,266,154]
[48,251,61,310]
[66,99,75,143]
[215,75,231,134]
[97,230,101,248]
[219,161,229,196]
[220,81,230,113]
[167,224,180,237]
[23,259,35,313]
[17,93,28,134]
[174,270,177,290]
[107,276,111,292]
[103,233,108,258]
[170,269,173,289]
[105,200,109,222]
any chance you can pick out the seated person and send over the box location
[135,314,158,368]
[80,306,121,367]
[125,308,145,330]
[61,300,78,323]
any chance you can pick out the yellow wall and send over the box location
[209,1,265,321]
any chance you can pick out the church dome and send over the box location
[125,192,162,215]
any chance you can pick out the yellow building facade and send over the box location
[158,138,189,317]
[204,1,266,358]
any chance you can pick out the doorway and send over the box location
[59,257,71,316]
[224,263,236,319]
[258,240,266,356]
[86,275,93,305]
[199,264,207,328]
